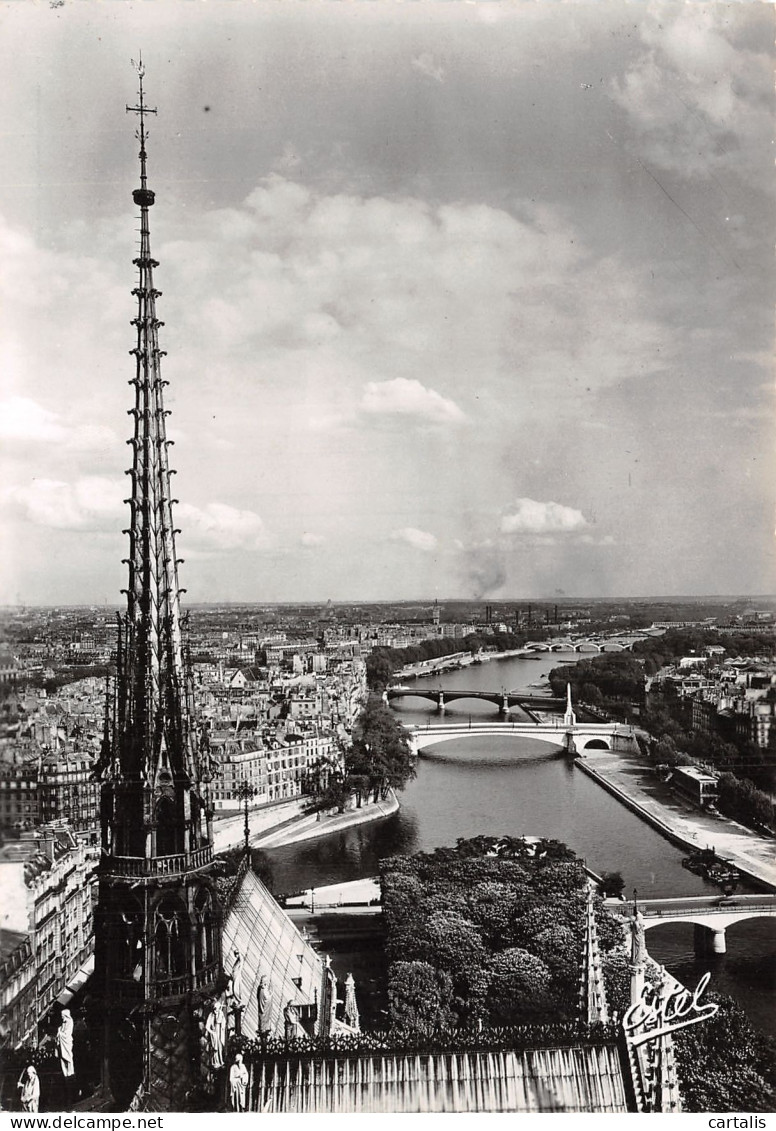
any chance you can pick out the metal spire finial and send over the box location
[127,56,156,120]
[127,56,157,196]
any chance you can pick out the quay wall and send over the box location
[575,759,691,852]
[254,791,399,850]
[212,798,306,853]
[575,757,776,893]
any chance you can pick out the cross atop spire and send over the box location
[126,57,157,207]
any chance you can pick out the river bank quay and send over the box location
[396,647,537,681]
[212,796,306,853]
[576,748,776,891]
[253,790,399,849]
[284,876,382,911]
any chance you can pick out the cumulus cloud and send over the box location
[300,532,325,547]
[2,476,123,531]
[0,216,127,413]
[177,502,267,552]
[3,178,668,479]
[391,527,438,552]
[0,397,62,442]
[2,475,267,557]
[500,498,588,535]
[0,397,117,451]
[0,167,752,598]
[610,7,773,187]
[361,378,465,427]
[158,176,665,412]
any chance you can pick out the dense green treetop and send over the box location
[672,996,776,1113]
[380,835,620,1032]
[303,693,416,811]
[348,695,416,799]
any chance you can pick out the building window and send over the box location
[154,896,189,979]
[194,887,217,968]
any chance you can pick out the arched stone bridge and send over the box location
[608,894,776,956]
[408,720,635,756]
[387,687,566,715]
[523,636,648,654]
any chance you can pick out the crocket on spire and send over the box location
[98,60,210,858]
[114,61,195,789]
[94,64,221,1112]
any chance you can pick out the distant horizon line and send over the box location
[2,594,775,610]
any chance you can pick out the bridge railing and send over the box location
[609,896,776,918]
[409,721,628,732]
[641,901,776,917]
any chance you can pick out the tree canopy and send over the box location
[380,835,620,1032]
[348,696,415,801]
[304,694,416,811]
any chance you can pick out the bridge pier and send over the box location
[436,691,446,714]
[694,923,727,955]
[499,694,510,716]
[612,730,638,754]
[710,928,727,954]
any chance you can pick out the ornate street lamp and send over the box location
[236,779,258,861]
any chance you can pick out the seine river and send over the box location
[265,652,776,1036]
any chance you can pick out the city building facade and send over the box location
[0,823,95,1044]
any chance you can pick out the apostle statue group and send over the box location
[14,953,359,1112]
[199,950,297,1112]
[197,950,245,1108]
[15,1006,76,1113]
[200,951,359,1111]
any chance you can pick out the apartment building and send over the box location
[0,824,96,1041]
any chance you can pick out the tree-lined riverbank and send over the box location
[264,650,776,1038]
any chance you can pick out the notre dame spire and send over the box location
[94,62,223,1112]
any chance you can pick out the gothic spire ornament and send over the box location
[93,62,222,1112]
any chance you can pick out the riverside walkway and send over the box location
[253,791,399,849]
[284,876,382,912]
[577,748,776,891]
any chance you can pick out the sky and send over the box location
[0,1,773,605]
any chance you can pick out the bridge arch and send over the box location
[386,690,440,704]
[643,911,775,958]
[440,692,503,709]
[387,689,505,711]
[417,737,567,761]
[581,738,610,750]
[643,910,776,934]
[410,726,569,754]
[408,722,626,755]
[615,895,776,959]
